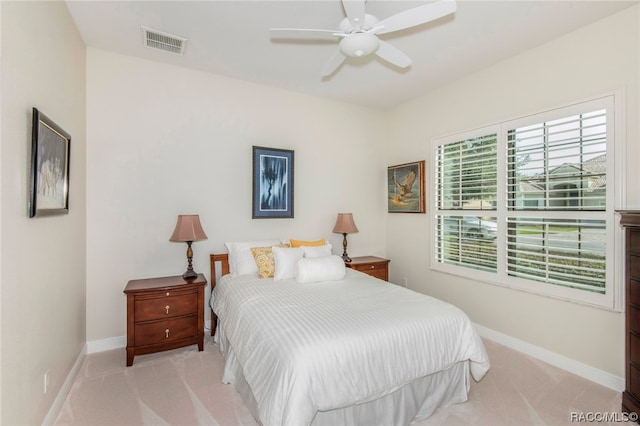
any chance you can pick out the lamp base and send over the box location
[182,269,198,280]
[341,233,352,263]
[182,241,198,280]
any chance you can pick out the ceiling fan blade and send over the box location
[374,40,412,68]
[342,0,366,29]
[322,51,347,77]
[270,28,340,40]
[375,0,456,35]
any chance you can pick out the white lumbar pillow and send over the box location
[295,255,346,284]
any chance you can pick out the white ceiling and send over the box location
[65,0,638,110]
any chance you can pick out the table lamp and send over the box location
[332,213,358,262]
[170,214,208,279]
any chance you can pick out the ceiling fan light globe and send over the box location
[339,33,379,58]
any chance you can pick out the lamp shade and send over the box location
[332,213,359,234]
[170,215,208,242]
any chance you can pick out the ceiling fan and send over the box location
[270,0,457,77]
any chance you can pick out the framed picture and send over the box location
[252,146,294,218]
[387,160,425,213]
[29,108,71,217]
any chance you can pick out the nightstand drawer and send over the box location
[135,291,197,321]
[631,333,640,366]
[351,263,387,280]
[134,315,198,346]
[631,363,640,397]
[630,229,640,253]
[631,279,640,307]
[632,306,640,335]
[632,255,640,281]
[345,256,390,281]
[351,263,386,272]
[361,267,388,281]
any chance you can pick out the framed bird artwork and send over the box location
[387,161,425,213]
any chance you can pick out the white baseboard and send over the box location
[474,323,624,392]
[41,345,87,426]
[86,335,126,354]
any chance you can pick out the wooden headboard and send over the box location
[209,253,230,336]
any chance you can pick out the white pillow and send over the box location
[295,255,346,283]
[301,243,333,258]
[273,246,304,281]
[225,239,281,276]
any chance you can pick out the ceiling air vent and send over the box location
[142,27,187,56]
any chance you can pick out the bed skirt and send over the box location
[216,326,470,426]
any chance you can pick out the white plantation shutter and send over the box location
[505,217,606,294]
[505,106,608,295]
[435,131,498,273]
[431,95,617,308]
[436,134,497,211]
[507,109,607,211]
[435,215,498,273]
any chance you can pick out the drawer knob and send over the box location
[165,329,170,338]
[166,292,170,296]
[370,265,375,269]
[165,305,170,314]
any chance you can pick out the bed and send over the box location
[210,248,489,426]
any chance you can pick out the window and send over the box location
[432,95,618,309]
[435,132,498,273]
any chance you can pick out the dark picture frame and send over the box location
[29,108,70,217]
[252,146,294,218]
[387,160,425,213]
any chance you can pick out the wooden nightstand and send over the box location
[123,274,207,366]
[345,256,390,281]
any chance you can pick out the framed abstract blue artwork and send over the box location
[252,146,294,219]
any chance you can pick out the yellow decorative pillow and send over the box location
[251,244,289,278]
[290,239,326,248]
[250,246,276,278]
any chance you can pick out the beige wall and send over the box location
[386,6,639,378]
[0,2,86,425]
[85,49,389,342]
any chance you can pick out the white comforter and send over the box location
[213,269,490,426]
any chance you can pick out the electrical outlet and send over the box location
[44,370,50,394]
[402,277,408,287]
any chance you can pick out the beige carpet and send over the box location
[53,337,622,426]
